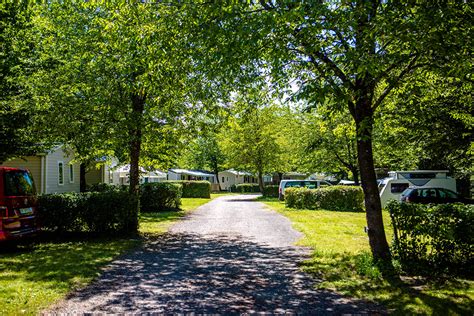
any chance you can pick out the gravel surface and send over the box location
[50,194,384,315]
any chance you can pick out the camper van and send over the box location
[0,167,40,241]
[378,170,456,207]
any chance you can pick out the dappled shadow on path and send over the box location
[55,234,384,314]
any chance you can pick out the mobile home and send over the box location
[379,170,456,206]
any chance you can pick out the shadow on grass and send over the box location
[0,233,140,292]
[300,252,474,315]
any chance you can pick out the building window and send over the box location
[69,164,74,183]
[222,177,225,183]
[58,162,64,185]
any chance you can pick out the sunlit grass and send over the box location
[260,197,474,315]
[0,238,139,316]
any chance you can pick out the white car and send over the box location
[278,179,332,200]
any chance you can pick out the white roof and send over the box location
[222,169,253,176]
[389,170,449,174]
[117,165,166,178]
[338,180,355,185]
[169,169,215,177]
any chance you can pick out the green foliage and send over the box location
[166,180,211,198]
[219,90,286,190]
[230,183,260,193]
[38,192,138,234]
[388,201,473,276]
[0,3,46,162]
[86,183,127,193]
[140,182,182,212]
[285,186,364,212]
[262,185,279,198]
[37,193,84,233]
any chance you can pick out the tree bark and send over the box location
[129,93,145,197]
[80,163,87,192]
[353,101,391,263]
[257,169,264,193]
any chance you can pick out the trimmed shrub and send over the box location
[140,182,182,212]
[83,191,138,234]
[262,185,279,198]
[166,180,211,198]
[38,191,138,234]
[37,193,84,233]
[388,201,473,276]
[86,183,127,192]
[285,185,364,212]
[230,183,260,193]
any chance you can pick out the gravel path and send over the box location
[51,194,383,314]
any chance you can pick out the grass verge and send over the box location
[259,197,474,315]
[139,193,223,235]
[0,193,222,315]
[0,237,139,316]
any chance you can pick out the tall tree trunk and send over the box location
[352,0,391,266]
[213,160,221,191]
[354,101,391,263]
[80,163,86,192]
[257,169,264,193]
[129,93,145,198]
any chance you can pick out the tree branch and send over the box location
[373,55,420,110]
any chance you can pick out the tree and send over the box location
[187,1,471,264]
[220,92,282,192]
[374,73,473,194]
[24,2,208,201]
[298,105,359,184]
[180,134,227,190]
[0,2,46,163]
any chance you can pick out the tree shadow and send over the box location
[51,233,384,314]
[300,252,473,315]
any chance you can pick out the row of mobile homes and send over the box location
[379,170,456,206]
[114,165,167,185]
[218,169,273,191]
[168,169,217,183]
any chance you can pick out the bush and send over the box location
[38,191,138,235]
[262,185,279,198]
[230,183,260,193]
[37,193,84,233]
[166,180,211,198]
[388,201,473,276]
[285,185,364,212]
[140,182,182,212]
[86,183,126,193]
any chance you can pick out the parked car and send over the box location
[278,179,331,200]
[0,167,40,241]
[400,187,473,204]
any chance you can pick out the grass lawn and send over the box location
[0,193,221,315]
[260,197,474,315]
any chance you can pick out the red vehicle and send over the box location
[0,167,39,241]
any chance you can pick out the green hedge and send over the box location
[285,185,364,212]
[263,185,279,197]
[166,180,211,198]
[230,183,260,193]
[140,182,182,212]
[38,191,138,234]
[388,201,473,276]
[86,183,127,192]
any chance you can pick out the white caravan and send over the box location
[379,170,456,207]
